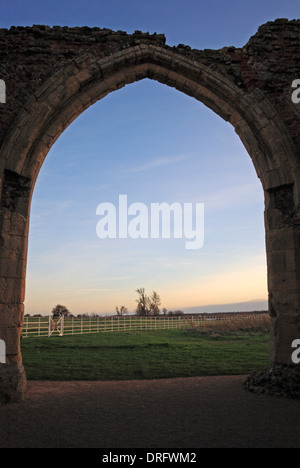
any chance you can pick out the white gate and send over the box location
[48,316,64,337]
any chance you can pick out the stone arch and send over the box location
[2,46,299,191]
[1,21,300,401]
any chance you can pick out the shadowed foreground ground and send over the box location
[1,375,300,448]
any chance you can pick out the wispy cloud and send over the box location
[56,200,72,211]
[128,155,187,173]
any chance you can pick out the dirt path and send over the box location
[0,375,300,448]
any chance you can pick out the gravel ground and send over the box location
[0,375,300,448]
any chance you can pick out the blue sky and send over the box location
[2,0,299,315]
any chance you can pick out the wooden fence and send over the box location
[22,312,268,338]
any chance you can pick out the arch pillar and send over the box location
[0,170,30,402]
[245,185,300,396]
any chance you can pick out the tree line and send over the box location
[34,288,184,318]
[117,288,184,316]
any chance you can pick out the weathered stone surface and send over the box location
[1,326,22,355]
[0,278,26,304]
[0,363,27,404]
[0,303,24,328]
[0,170,31,212]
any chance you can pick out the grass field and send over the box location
[21,320,271,381]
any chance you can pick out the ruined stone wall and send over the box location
[1,19,300,400]
[1,19,300,154]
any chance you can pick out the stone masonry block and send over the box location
[0,303,24,328]
[0,326,22,356]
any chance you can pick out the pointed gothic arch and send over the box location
[1,20,300,401]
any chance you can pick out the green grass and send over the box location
[21,329,271,381]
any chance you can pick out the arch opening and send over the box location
[24,78,268,382]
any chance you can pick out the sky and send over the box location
[1,0,299,316]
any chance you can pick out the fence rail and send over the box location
[22,312,268,338]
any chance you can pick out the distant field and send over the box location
[21,326,271,381]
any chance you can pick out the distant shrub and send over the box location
[189,314,271,334]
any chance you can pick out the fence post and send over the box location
[48,316,51,337]
[24,316,28,337]
[61,315,64,336]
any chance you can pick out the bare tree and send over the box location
[136,288,150,316]
[149,291,161,316]
[116,306,128,316]
[136,288,162,316]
